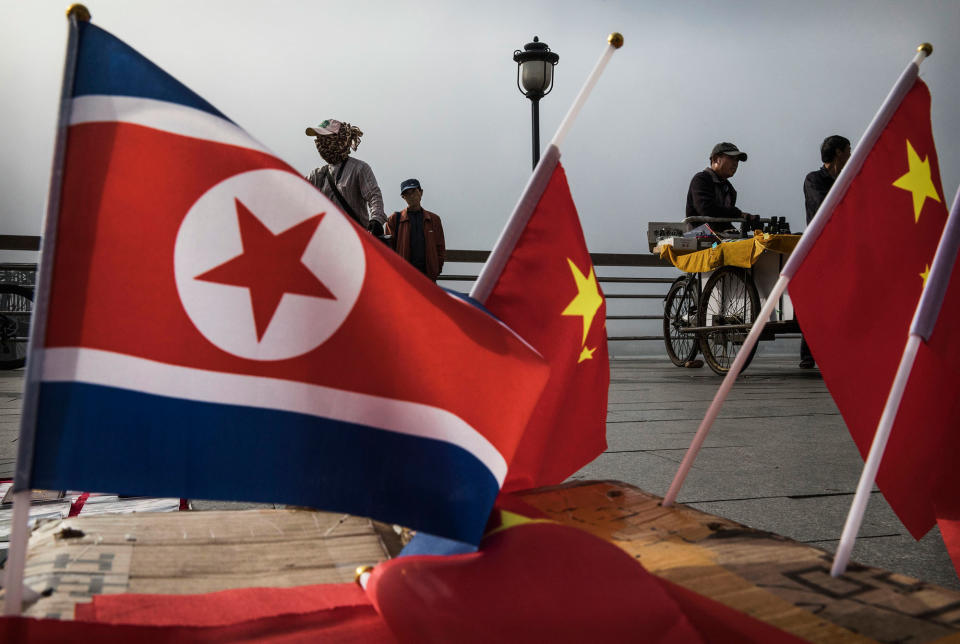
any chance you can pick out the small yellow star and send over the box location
[920,264,931,286]
[892,139,941,222]
[483,510,553,539]
[561,258,603,346]
[578,346,596,363]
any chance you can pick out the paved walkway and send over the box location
[1,356,956,589]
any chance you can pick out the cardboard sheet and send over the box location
[12,509,391,620]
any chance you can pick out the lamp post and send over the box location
[513,36,559,169]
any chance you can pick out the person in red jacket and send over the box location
[386,179,446,282]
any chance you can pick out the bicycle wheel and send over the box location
[697,267,760,375]
[0,284,33,370]
[662,277,699,367]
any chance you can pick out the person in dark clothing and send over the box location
[386,179,446,282]
[803,135,851,223]
[798,134,851,369]
[686,142,758,231]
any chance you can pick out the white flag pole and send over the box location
[831,182,960,577]
[662,276,789,506]
[3,4,89,616]
[471,33,623,303]
[661,43,932,508]
[830,337,920,576]
[549,33,622,151]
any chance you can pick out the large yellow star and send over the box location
[561,258,603,346]
[892,139,941,222]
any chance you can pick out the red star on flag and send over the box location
[196,198,335,340]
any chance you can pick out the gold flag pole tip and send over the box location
[354,565,374,587]
[66,4,91,21]
[917,43,932,56]
[608,33,624,49]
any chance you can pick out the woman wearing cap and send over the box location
[305,119,387,236]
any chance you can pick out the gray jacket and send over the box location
[307,157,386,228]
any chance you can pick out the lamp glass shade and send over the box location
[520,60,551,95]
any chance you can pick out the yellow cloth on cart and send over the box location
[658,233,800,274]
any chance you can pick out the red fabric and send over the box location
[75,583,371,626]
[1,607,393,643]
[484,162,609,492]
[368,519,802,643]
[68,492,90,517]
[789,80,950,538]
[938,514,960,577]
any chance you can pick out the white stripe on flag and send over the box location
[41,347,508,485]
[70,95,270,154]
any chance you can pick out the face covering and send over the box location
[314,122,364,165]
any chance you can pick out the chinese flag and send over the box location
[481,151,609,492]
[789,80,949,540]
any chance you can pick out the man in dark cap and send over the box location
[305,119,386,236]
[685,142,757,226]
[386,179,445,282]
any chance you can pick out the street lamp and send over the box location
[513,36,559,169]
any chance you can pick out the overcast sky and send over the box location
[2,0,959,259]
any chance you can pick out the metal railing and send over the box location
[0,237,676,343]
[443,250,673,343]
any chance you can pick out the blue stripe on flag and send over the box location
[399,531,478,556]
[32,382,498,543]
[74,23,230,122]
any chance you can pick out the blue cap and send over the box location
[400,178,422,194]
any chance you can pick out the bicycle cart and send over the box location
[657,219,801,375]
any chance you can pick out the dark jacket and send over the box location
[386,208,445,281]
[803,166,835,223]
[685,168,741,219]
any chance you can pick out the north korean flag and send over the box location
[19,22,548,545]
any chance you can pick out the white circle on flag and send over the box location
[173,168,365,361]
